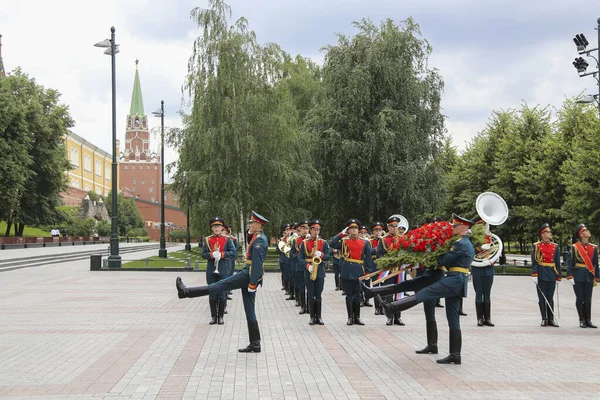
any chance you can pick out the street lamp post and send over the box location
[185,205,191,251]
[152,101,167,258]
[572,18,600,119]
[95,27,121,268]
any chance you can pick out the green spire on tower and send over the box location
[129,59,144,115]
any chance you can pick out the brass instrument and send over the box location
[309,234,322,281]
[213,242,222,275]
[278,232,297,258]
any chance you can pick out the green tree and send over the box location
[0,68,72,236]
[104,192,145,236]
[306,17,447,225]
[170,0,317,239]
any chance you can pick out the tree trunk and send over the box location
[16,223,25,237]
[4,222,12,237]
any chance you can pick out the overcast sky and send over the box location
[1,0,598,178]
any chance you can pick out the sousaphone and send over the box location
[389,214,409,233]
[473,192,508,267]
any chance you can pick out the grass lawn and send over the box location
[0,221,52,237]
[122,256,187,269]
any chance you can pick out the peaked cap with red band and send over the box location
[575,223,588,238]
[537,223,551,236]
[451,213,474,228]
[248,210,269,225]
[345,218,361,229]
[371,221,384,230]
[210,216,225,227]
[309,219,323,228]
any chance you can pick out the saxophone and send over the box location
[309,234,322,281]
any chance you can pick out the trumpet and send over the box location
[213,242,222,275]
[309,235,322,281]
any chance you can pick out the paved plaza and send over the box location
[1,248,599,400]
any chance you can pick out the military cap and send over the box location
[371,221,385,230]
[345,219,361,229]
[473,217,485,225]
[281,223,291,232]
[210,216,225,227]
[575,223,588,238]
[537,223,551,236]
[451,213,474,228]
[297,220,310,228]
[248,210,269,225]
[387,215,401,226]
[309,219,323,228]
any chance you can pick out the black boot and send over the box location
[393,312,405,326]
[239,321,261,353]
[299,291,307,314]
[539,302,548,327]
[361,281,401,300]
[577,303,587,328]
[315,301,324,325]
[378,294,418,318]
[346,300,354,325]
[459,298,467,316]
[416,321,438,354]
[483,302,494,326]
[435,299,444,308]
[585,302,597,328]
[374,295,382,315]
[362,291,373,307]
[437,329,461,364]
[176,277,209,299]
[476,302,484,326]
[286,283,295,300]
[309,300,316,325]
[353,300,365,325]
[209,299,218,325]
[547,300,559,327]
[335,275,340,291]
[217,299,226,325]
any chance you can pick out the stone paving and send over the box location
[0,251,599,400]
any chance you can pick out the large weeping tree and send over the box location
[170,0,317,240]
[306,18,447,226]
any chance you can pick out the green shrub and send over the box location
[96,220,111,236]
[169,230,187,241]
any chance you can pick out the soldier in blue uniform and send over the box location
[531,223,561,327]
[330,219,374,325]
[285,223,297,301]
[375,214,475,364]
[291,220,310,314]
[201,217,237,325]
[299,219,330,325]
[276,223,292,296]
[176,211,269,353]
[471,218,495,327]
[223,224,237,301]
[568,224,599,328]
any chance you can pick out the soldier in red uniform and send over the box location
[299,220,330,325]
[568,224,599,328]
[531,223,562,327]
[330,219,374,325]
[376,216,406,326]
[201,217,237,325]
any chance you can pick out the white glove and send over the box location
[315,251,323,258]
[531,276,538,284]
[308,264,314,273]
[306,233,311,239]
[569,278,575,286]
[481,244,491,250]
[342,227,349,235]
[212,251,221,260]
[247,286,256,293]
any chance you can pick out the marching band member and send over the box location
[291,220,310,314]
[276,223,292,295]
[330,219,374,325]
[285,223,297,301]
[471,218,494,327]
[531,223,561,327]
[176,211,269,353]
[376,214,475,364]
[200,217,237,325]
[299,219,330,325]
[376,216,405,326]
[370,221,385,315]
[568,224,599,328]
